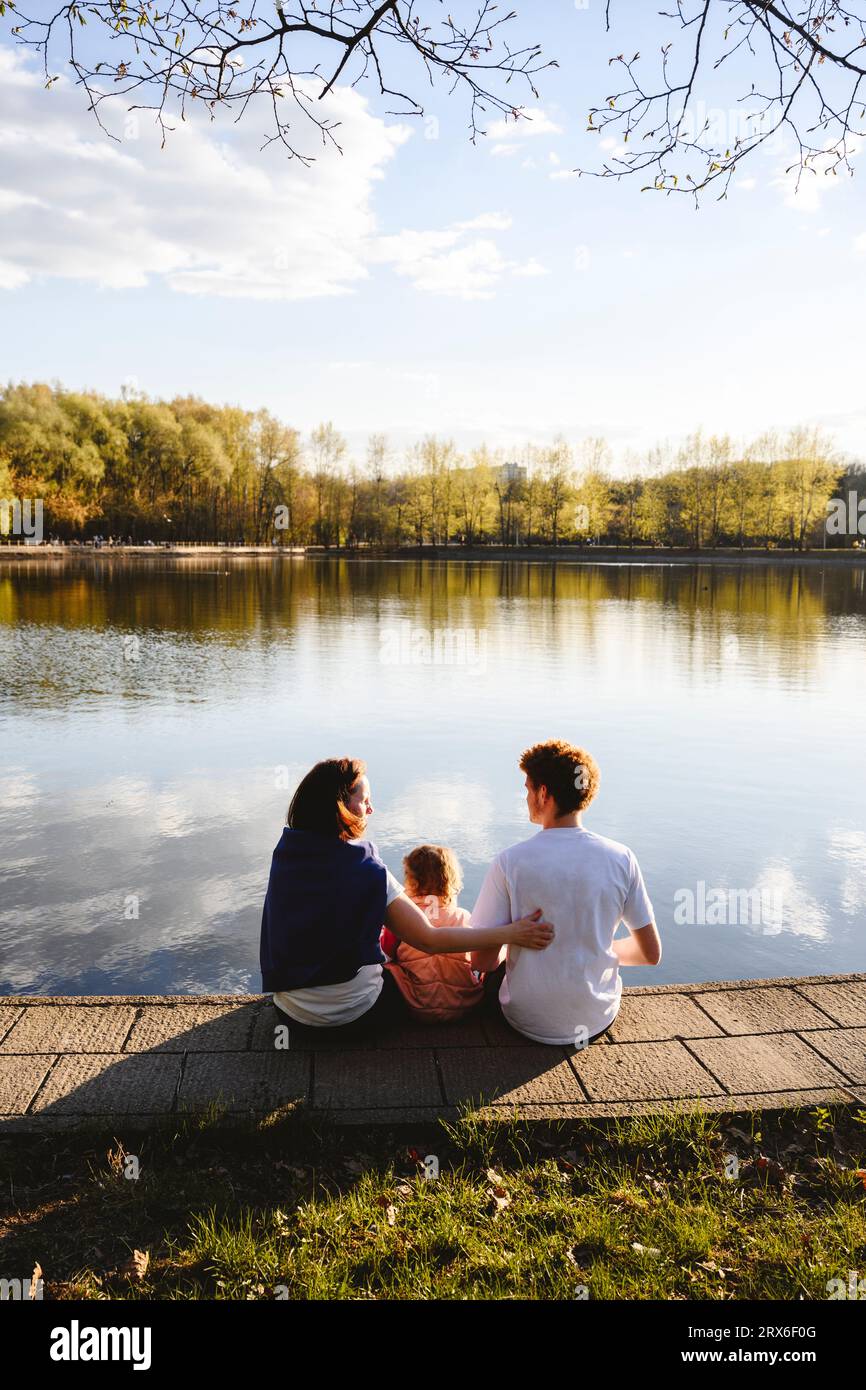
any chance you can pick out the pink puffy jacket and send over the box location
[384,899,484,1023]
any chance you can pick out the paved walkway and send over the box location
[2,972,865,1131]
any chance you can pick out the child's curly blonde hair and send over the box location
[403,844,463,910]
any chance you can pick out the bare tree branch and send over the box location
[580,1,866,201]
[3,1,863,194]
[0,0,556,160]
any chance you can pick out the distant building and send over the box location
[498,462,527,488]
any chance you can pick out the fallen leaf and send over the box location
[486,1179,511,1216]
[123,1249,149,1282]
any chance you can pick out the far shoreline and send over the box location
[2,543,866,567]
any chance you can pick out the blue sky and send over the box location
[0,4,863,469]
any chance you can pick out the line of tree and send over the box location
[0,382,862,550]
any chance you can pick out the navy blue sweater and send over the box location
[260,828,388,992]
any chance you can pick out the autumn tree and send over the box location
[778,425,843,548]
[308,421,347,546]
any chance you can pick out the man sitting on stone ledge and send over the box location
[470,739,662,1046]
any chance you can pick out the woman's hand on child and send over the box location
[509,908,555,949]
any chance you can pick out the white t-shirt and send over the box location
[471,827,654,1045]
[273,861,403,1027]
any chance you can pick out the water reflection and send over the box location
[1,555,865,995]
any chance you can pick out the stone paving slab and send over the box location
[690,987,835,1035]
[795,981,866,1027]
[607,995,723,1042]
[438,1047,585,1107]
[0,1055,55,1113]
[125,1004,257,1052]
[686,1032,852,1094]
[470,1088,860,1122]
[0,1007,24,1044]
[1,1005,136,1054]
[572,1040,724,1102]
[30,1054,181,1115]
[314,1051,442,1109]
[1,971,865,1131]
[801,1027,866,1083]
[178,1053,310,1114]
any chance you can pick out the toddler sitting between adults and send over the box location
[381,845,484,1024]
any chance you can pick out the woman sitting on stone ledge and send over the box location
[259,757,553,1039]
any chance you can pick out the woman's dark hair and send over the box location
[287,757,367,840]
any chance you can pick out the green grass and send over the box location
[1,1100,865,1300]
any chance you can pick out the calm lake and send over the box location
[1,555,865,997]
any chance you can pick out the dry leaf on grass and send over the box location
[485,1168,511,1214]
[375,1194,398,1225]
[123,1250,150,1282]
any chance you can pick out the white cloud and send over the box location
[0,46,412,301]
[513,257,548,277]
[379,237,511,299]
[485,107,563,141]
[0,48,532,305]
[457,212,513,233]
[771,141,860,213]
[0,258,29,290]
[370,213,530,300]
